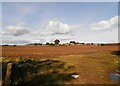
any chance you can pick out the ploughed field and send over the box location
[1,45,119,84]
[1,45,118,58]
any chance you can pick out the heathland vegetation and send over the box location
[1,40,120,85]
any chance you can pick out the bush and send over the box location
[112,51,120,55]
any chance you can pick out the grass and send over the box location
[2,58,76,85]
[45,52,118,84]
[112,50,120,70]
[2,51,119,85]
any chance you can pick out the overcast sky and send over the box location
[1,2,118,44]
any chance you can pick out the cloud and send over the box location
[23,20,76,43]
[2,39,30,45]
[2,16,118,45]
[45,20,71,35]
[3,25,31,36]
[91,16,118,30]
[39,20,84,36]
[34,20,72,35]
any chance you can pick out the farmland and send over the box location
[1,45,120,85]
[1,45,118,58]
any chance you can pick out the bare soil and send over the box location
[1,45,118,58]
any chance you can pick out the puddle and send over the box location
[109,70,120,82]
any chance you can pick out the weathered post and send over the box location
[0,81,2,86]
[4,63,13,86]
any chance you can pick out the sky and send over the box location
[1,0,120,2]
[1,2,119,44]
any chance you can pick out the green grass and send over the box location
[2,51,119,85]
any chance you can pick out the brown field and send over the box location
[1,45,119,84]
[1,45,118,58]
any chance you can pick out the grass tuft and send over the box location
[2,58,75,85]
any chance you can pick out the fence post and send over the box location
[4,63,13,86]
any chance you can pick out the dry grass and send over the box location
[2,52,119,84]
[2,45,118,58]
[44,52,118,84]
[1,45,119,84]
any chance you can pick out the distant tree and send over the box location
[34,43,42,46]
[39,43,42,45]
[13,45,16,47]
[70,41,76,44]
[3,45,9,46]
[46,42,50,45]
[80,43,85,45]
[34,43,38,45]
[91,43,94,45]
[54,39,60,45]
[49,43,54,46]
[100,44,105,46]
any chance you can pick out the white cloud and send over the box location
[2,16,118,44]
[91,16,118,30]
[26,20,77,43]
[38,20,84,36]
[3,25,31,36]
[45,20,71,35]
[2,20,75,44]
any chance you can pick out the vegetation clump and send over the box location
[112,51,120,56]
[2,57,76,85]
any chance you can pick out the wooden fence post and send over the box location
[4,63,13,86]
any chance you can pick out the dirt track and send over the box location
[1,45,118,58]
